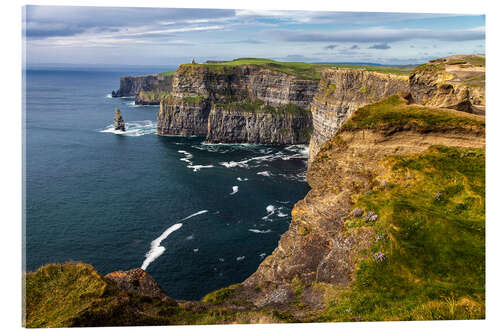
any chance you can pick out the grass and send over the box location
[202,284,240,305]
[318,145,485,321]
[179,58,412,81]
[137,89,171,102]
[342,94,485,133]
[214,97,311,115]
[160,70,176,76]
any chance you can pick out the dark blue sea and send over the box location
[24,67,310,300]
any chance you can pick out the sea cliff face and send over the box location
[156,64,318,144]
[206,107,312,144]
[112,74,173,104]
[409,54,485,115]
[308,69,409,162]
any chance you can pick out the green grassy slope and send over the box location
[184,58,413,81]
[318,145,485,321]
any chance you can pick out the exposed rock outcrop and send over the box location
[104,268,176,304]
[112,74,173,104]
[243,94,485,308]
[114,108,125,131]
[409,54,485,115]
[308,69,409,162]
[206,107,312,144]
[156,64,319,144]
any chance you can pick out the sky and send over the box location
[23,6,485,66]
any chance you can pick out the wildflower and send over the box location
[435,192,442,200]
[352,208,364,217]
[365,211,378,222]
[373,252,386,262]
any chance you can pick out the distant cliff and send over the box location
[157,64,319,144]
[112,74,173,105]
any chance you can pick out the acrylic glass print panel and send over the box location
[23,5,485,327]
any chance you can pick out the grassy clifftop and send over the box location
[180,58,413,81]
[318,145,485,321]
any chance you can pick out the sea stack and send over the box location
[114,108,125,131]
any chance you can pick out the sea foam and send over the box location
[99,120,156,137]
[229,186,239,195]
[141,210,208,270]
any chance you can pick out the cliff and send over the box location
[156,63,318,144]
[409,55,485,115]
[26,56,485,326]
[241,94,485,321]
[308,69,409,162]
[112,74,173,104]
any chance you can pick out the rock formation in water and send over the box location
[114,108,125,131]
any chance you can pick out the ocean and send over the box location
[24,67,310,300]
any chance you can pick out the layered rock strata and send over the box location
[308,69,409,162]
[409,54,485,115]
[112,74,173,104]
[156,64,319,144]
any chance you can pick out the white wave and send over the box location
[186,235,194,240]
[193,248,199,252]
[105,93,112,98]
[141,223,183,270]
[229,186,239,195]
[259,253,267,259]
[262,205,276,220]
[285,144,309,156]
[188,164,214,172]
[180,210,208,221]
[236,256,246,261]
[276,200,290,204]
[141,210,208,270]
[99,120,156,137]
[237,177,249,182]
[178,150,193,159]
[277,212,288,217]
[249,229,272,233]
[257,171,272,177]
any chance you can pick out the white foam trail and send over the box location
[193,248,199,252]
[236,256,246,261]
[229,186,239,195]
[186,235,194,240]
[141,223,183,270]
[277,212,288,217]
[257,171,272,177]
[262,205,276,220]
[259,253,267,259]
[180,210,208,221]
[249,229,272,233]
[99,120,156,137]
[188,164,214,172]
[178,150,193,159]
[105,93,112,98]
[237,177,249,182]
[141,210,208,270]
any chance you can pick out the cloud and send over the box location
[24,5,235,39]
[368,43,391,50]
[324,44,337,50]
[265,26,485,43]
[350,45,359,50]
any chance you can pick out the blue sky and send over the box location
[24,6,485,66]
